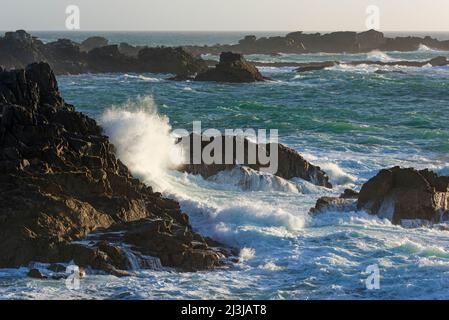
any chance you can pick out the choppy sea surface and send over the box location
[2,32,449,299]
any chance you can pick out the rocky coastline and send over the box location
[0,62,236,277]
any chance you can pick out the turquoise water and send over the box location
[2,35,449,299]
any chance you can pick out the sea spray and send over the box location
[100,95,183,191]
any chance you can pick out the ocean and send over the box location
[1,32,449,299]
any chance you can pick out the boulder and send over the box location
[0,63,233,273]
[177,134,332,188]
[357,167,449,224]
[309,196,356,215]
[80,36,109,52]
[194,52,266,83]
[27,268,46,279]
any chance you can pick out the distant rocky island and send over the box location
[184,29,449,55]
[1,30,449,81]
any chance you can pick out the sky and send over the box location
[1,0,448,32]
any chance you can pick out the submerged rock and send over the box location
[194,52,266,83]
[296,61,339,72]
[27,268,46,279]
[309,196,356,215]
[0,62,233,273]
[177,134,332,188]
[357,167,449,225]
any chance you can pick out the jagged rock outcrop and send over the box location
[0,30,47,70]
[176,134,332,188]
[194,52,266,83]
[138,46,207,76]
[357,167,449,225]
[41,39,88,74]
[0,30,207,77]
[0,62,233,274]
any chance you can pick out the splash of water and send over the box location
[100,95,183,191]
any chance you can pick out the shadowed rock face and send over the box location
[0,30,207,77]
[357,167,449,225]
[137,46,207,76]
[0,62,233,273]
[309,167,449,226]
[194,52,266,83]
[176,134,332,188]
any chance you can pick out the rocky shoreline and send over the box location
[0,62,236,277]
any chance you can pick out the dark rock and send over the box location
[138,47,207,76]
[296,61,339,72]
[177,134,332,188]
[357,167,449,225]
[27,268,46,279]
[87,45,138,73]
[194,52,266,83]
[0,30,46,70]
[80,37,109,52]
[0,63,233,273]
[429,56,449,67]
[184,30,449,55]
[340,189,359,199]
[41,39,88,74]
[309,196,356,215]
[118,43,144,58]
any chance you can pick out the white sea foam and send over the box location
[123,74,160,82]
[208,166,300,193]
[366,50,396,62]
[319,162,357,186]
[100,95,182,191]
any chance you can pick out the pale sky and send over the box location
[1,0,448,31]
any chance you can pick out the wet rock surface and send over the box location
[357,167,449,225]
[176,133,332,188]
[0,62,234,275]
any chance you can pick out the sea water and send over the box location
[1,32,449,299]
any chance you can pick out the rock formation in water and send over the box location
[295,56,449,73]
[0,30,206,77]
[80,36,109,52]
[0,62,234,276]
[357,167,449,225]
[309,167,449,226]
[176,133,332,188]
[194,52,266,83]
[184,29,449,55]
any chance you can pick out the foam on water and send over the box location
[2,46,449,299]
